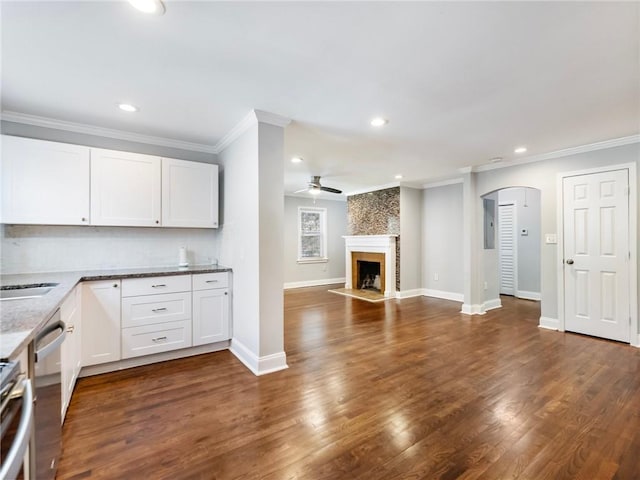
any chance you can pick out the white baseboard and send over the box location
[396,288,424,299]
[230,338,288,376]
[483,298,502,311]
[80,341,230,378]
[633,334,640,348]
[516,290,541,301]
[461,303,486,315]
[539,316,560,330]
[423,289,464,302]
[283,277,345,289]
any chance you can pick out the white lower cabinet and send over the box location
[121,277,192,359]
[82,280,121,366]
[61,285,82,421]
[192,273,230,346]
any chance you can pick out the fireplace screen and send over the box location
[357,260,381,291]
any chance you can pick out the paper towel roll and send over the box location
[179,246,188,267]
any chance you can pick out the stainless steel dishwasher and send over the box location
[32,309,66,480]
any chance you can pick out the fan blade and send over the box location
[293,188,310,193]
[320,186,342,194]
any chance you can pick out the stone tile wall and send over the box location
[347,187,401,290]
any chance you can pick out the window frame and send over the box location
[297,206,328,264]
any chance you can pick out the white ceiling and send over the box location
[2,1,639,198]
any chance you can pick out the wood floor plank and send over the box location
[57,289,640,479]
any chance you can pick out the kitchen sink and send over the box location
[0,283,59,300]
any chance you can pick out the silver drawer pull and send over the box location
[152,336,168,342]
[151,284,167,288]
[205,280,218,283]
[151,307,168,313]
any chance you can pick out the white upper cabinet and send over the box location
[91,148,161,227]
[1,135,90,225]
[162,158,218,228]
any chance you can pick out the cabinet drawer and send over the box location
[122,292,191,328]
[122,320,192,359]
[192,272,229,291]
[122,275,191,297]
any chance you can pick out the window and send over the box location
[297,207,328,263]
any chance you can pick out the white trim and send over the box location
[557,162,637,344]
[516,290,541,301]
[284,277,345,289]
[473,135,640,173]
[79,341,229,377]
[539,316,560,330]
[213,109,291,153]
[422,178,464,189]
[344,182,400,197]
[285,193,346,202]
[458,166,473,174]
[423,289,464,302]
[296,258,329,264]
[229,338,288,376]
[633,334,640,348]
[1,110,218,154]
[461,303,486,315]
[483,298,502,311]
[395,289,424,299]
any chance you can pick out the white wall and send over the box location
[284,196,347,287]
[400,187,423,292]
[0,122,218,274]
[1,224,217,273]
[422,183,464,298]
[217,112,287,374]
[474,142,639,330]
[498,187,541,296]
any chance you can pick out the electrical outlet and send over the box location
[434,273,439,281]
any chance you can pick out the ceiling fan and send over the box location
[294,176,342,195]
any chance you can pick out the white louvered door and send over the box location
[499,204,517,296]
[563,169,630,342]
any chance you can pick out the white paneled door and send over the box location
[499,203,516,296]
[563,169,630,342]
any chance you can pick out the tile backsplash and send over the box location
[1,224,218,274]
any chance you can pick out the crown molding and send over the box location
[423,177,464,189]
[1,111,218,154]
[472,134,640,173]
[344,182,400,197]
[215,109,291,153]
[285,193,346,202]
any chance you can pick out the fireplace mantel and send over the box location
[343,235,397,297]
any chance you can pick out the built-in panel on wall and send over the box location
[1,135,90,225]
[162,158,219,228]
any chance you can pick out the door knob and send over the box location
[566,259,574,265]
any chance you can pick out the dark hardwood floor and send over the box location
[58,287,640,479]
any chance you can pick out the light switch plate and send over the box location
[545,234,557,244]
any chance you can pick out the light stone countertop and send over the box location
[0,264,232,361]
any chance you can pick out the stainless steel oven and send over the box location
[0,360,34,480]
[32,309,66,480]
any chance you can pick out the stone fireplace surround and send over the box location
[343,235,398,297]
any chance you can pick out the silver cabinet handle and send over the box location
[152,307,167,313]
[66,325,75,333]
[113,283,118,288]
[152,336,167,342]
[0,378,34,480]
[151,284,166,288]
[566,259,574,265]
[205,280,218,283]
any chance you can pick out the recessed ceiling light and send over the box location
[395,174,403,179]
[118,103,138,113]
[514,146,527,154]
[128,0,165,15]
[291,156,303,164]
[370,117,388,127]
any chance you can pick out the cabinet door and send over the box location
[192,288,230,346]
[90,148,161,226]
[81,280,121,366]
[162,158,218,228]
[1,135,90,225]
[60,287,79,421]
